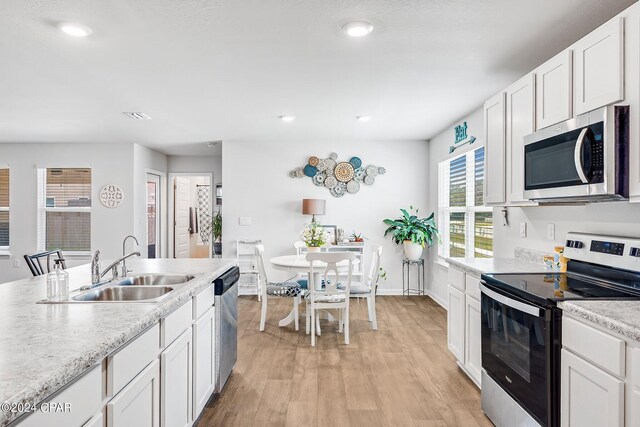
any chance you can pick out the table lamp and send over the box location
[302,199,326,224]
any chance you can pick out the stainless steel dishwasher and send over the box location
[214,266,240,393]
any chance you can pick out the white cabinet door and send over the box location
[561,349,624,427]
[108,359,160,427]
[536,50,573,129]
[83,411,103,427]
[161,329,192,427]
[193,306,215,419]
[573,17,624,115]
[447,285,465,363]
[464,296,482,387]
[484,92,507,205]
[505,73,537,206]
[627,346,640,426]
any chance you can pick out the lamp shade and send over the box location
[302,199,326,216]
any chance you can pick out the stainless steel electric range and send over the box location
[480,232,640,427]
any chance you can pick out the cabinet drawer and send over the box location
[107,323,160,396]
[18,365,102,427]
[161,300,193,348]
[465,275,481,300]
[193,284,215,320]
[447,267,465,291]
[563,316,625,378]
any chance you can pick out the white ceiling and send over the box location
[0,0,636,155]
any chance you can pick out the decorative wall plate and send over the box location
[99,184,124,208]
[289,153,385,197]
[334,162,355,182]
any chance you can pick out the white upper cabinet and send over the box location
[506,73,536,205]
[573,17,624,115]
[484,92,507,205]
[536,50,573,129]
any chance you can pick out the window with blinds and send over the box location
[0,169,9,250]
[438,146,493,259]
[37,168,91,253]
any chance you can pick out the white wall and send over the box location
[0,143,136,282]
[427,108,484,306]
[167,155,222,187]
[427,108,640,307]
[222,139,429,294]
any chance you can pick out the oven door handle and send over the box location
[574,127,590,184]
[480,284,543,317]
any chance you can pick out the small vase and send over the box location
[307,246,321,253]
[403,241,423,261]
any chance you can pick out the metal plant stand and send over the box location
[402,258,425,296]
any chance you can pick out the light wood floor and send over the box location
[196,295,492,427]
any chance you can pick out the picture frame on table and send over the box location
[321,225,338,245]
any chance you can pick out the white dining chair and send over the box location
[293,240,306,255]
[306,252,355,346]
[255,244,303,332]
[337,245,382,330]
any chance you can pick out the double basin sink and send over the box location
[61,274,196,303]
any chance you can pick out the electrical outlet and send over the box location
[239,217,252,226]
[547,223,555,240]
[519,222,527,238]
[12,258,20,268]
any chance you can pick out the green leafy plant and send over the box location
[350,231,365,242]
[212,211,222,242]
[383,206,440,247]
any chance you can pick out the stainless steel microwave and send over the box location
[523,105,629,203]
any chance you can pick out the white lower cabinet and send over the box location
[627,346,640,425]
[161,329,193,427]
[447,285,465,363]
[83,411,104,427]
[464,296,482,386]
[561,348,624,427]
[107,359,160,427]
[193,306,216,419]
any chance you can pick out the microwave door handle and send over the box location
[480,284,543,318]
[574,127,590,184]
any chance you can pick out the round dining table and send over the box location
[269,254,360,327]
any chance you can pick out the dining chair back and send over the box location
[306,251,355,346]
[367,245,383,286]
[255,244,302,331]
[24,250,66,277]
[293,241,306,255]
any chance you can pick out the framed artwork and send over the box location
[321,225,337,245]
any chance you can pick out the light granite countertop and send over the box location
[445,257,548,277]
[559,300,640,343]
[0,258,236,427]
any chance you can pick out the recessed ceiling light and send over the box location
[279,115,296,122]
[343,21,373,37]
[57,21,93,37]
[356,115,371,122]
[123,112,152,120]
[207,142,220,148]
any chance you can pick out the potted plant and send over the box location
[383,206,440,261]
[301,222,327,252]
[212,211,222,256]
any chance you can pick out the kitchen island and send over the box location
[0,258,236,427]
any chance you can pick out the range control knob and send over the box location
[630,247,640,257]
[574,241,585,249]
[566,240,574,248]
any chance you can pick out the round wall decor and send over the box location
[334,162,355,182]
[99,184,124,208]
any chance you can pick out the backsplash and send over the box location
[514,247,551,264]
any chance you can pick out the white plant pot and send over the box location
[307,246,321,253]
[403,241,423,261]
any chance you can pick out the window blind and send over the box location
[37,168,91,253]
[449,155,467,207]
[0,169,8,248]
[474,147,485,206]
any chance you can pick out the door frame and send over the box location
[145,169,167,258]
[167,172,214,259]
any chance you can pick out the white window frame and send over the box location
[37,168,92,256]
[438,146,493,259]
[0,166,9,255]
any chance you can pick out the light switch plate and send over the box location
[547,224,555,240]
[13,258,20,268]
[519,222,527,238]
[239,217,252,226]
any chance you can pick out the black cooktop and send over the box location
[482,272,640,306]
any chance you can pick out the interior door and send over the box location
[174,177,190,258]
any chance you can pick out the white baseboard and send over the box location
[376,288,405,296]
[429,291,448,309]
